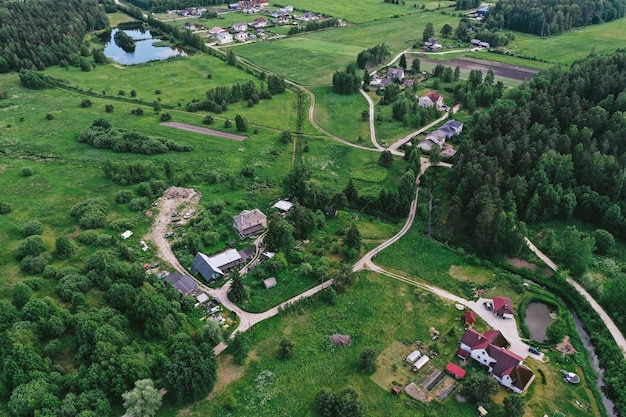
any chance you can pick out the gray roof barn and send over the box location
[164,272,198,295]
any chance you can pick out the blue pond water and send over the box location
[104,28,188,65]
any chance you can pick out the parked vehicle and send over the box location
[164,232,173,238]
[529,346,541,355]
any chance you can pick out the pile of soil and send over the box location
[329,334,352,347]
[163,186,195,199]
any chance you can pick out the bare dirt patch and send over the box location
[144,186,201,273]
[160,122,248,141]
[420,57,540,81]
[556,335,577,355]
[507,257,538,271]
[208,355,246,400]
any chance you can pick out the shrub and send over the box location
[81,98,92,108]
[0,202,12,214]
[79,210,107,229]
[23,220,43,237]
[130,197,150,212]
[76,230,99,244]
[131,107,144,115]
[93,234,115,247]
[45,113,54,120]
[21,254,50,274]
[105,104,114,113]
[203,115,214,125]
[22,167,33,176]
[115,190,133,203]
[15,235,45,260]
[160,112,172,122]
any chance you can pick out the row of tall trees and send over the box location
[0,0,108,71]
[485,0,626,36]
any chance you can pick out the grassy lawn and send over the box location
[504,17,626,66]
[310,86,372,145]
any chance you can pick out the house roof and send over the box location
[273,200,293,212]
[460,328,509,350]
[457,348,470,359]
[164,272,197,295]
[426,91,441,101]
[208,248,242,268]
[195,293,209,303]
[444,119,463,129]
[464,311,477,324]
[234,209,266,233]
[387,67,404,78]
[488,345,523,377]
[238,246,256,262]
[492,296,515,315]
[445,362,466,379]
[512,364,535,391]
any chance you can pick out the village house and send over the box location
[492,296,515,319]
[233,208,267,237]
[235,32,248,42]
[387,67,404,80]
[191,247,254,282]
[209,26,225,35]
[251,16,269,28]
[232,22,248,32]
[418,119,464,152]
[458,328,535,393]
[216,30,233,44]
[418,91,444,108]
[299,11,319,21]
[424,37,442,51]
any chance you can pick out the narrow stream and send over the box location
[571,310,616,417]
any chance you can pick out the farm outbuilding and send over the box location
[406,350,422,364]
[445,362,466,379]
[412,355,430,371]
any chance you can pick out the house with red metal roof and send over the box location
[492,296,515,319]
[458,328,535,393]
[464,311,477,326]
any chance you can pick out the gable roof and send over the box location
[460,328,509,350]
[512,364,535,391]
[444,119,463,129]
[488,345,523,377]
[493,296,515,315]
[426,91,441,102]
[234,209,266,233]
[464,311,476,324]
[445,362,466,379]
[164,272,197,295]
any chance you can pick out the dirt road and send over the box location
[160,122,248,141]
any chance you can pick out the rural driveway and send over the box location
[160,122,248,141]
[525,238,626,358]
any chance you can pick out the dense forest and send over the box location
[485,0,626,35]
[437,51,626,253]
[0,0,108,71]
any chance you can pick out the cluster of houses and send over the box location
[470,38,491,49]
[369,67,414,89]
[167,7,207,17]
[417,119,463,152]
[228,0,270,14]
[424,38,442,52]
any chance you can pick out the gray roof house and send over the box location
[164,272,198,296]
[191,247,254,282]
[387,67,404,80]
[234,208,267,237]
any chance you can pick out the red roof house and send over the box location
[492,296,515,318]
[464,311,477,326]
[445,362,466,379]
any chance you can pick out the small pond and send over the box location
[525,301,556,342]
[103,27,188,65]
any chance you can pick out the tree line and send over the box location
[78,118,193,154]
[287,18,339,35]
[0,0,108,71]
[123,0,230,13]
[187,78,284,113]
[485,0,626,36]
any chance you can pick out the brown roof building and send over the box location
[233,208,267,237]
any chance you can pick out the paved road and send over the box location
[525,238,626,358]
